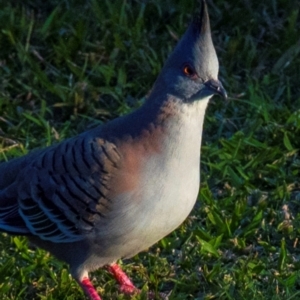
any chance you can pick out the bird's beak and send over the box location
[204,79,227,99]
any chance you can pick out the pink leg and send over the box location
[107,263,139,294]
[80,277,102,300]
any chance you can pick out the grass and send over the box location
[0,0,300,299]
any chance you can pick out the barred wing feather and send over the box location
[0,133,121,243]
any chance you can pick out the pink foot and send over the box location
[80,277,102,300]
[107,263,139,295]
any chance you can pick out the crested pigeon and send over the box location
[0,1,226,299]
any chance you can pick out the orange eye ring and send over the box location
[182,64,197,78]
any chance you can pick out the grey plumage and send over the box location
[0,1,226,299]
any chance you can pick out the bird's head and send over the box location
[152,0,227,103]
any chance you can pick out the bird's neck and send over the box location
[135,96,209,156]
[101,94,210,153]
[140,94,210,141]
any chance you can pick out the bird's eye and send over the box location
[182,64,197,78]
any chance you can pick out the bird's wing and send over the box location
[0,133,121,243]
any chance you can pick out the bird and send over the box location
[0,1,226,299]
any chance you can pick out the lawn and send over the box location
[0,0,300,299]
